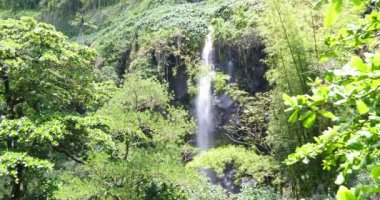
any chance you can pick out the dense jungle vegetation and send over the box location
[0,0,380,199]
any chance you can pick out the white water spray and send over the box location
[227,60,233,82]
[196,27,215,150]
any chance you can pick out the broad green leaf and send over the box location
[351,0,363,7]
[347,137,364,150]
[371,166,380,184]
[300,111,313,120]
[335,172,345,185]
[296,95,308,104]
[372,54,380,70]
[303,112,316,128]
[325,0,343,26]
[283,93,296,105]
[356,100,369,115]
[318,110,335,119]
[351,56,368,72]
[324,71,335,82]
[336,186,356,200]
[313,0,326,10]
[288,109,299,123]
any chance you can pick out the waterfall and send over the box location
[227,60,233,82]
[196,27,215,150]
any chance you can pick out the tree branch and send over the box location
[53,146,85,164]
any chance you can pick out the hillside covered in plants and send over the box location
[0,0,379,199]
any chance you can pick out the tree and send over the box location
[224,86,272,153]
[188,145,280,186]
[70,12,97,44]
[283,2,380,198]
[99,73,194,160]
[0,17,112,199]
[53,73,198,199]
[0,0,41,11]
[284,54,380,200]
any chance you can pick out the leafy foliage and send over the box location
[0,17,111,199]
[188,146,280,185]
[232,186,280,200]
[99,73,195,156]
[3,0,375,199]
[55,150,200,200]
[52,72,202,199]
[0,17,98,112]
[284,54,380,199]
[225,85,272,152]
[0,0,41,11]
[284,2,380,199]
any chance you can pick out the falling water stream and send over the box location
[196,27,215,150]
[196,27,241,193]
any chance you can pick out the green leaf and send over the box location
[318,110,335,119]
[371,166,380,184]
[356,100,369,115]
[336,186,356,200]
[288,109,299,123]
[351,0,362,7]
[303,112,316,128]
[313,0,326,10]
[300,111,313,120]
[283,93,296,105]
[351,56,368,72]
[335,172,345,185]
[372,54,380,70]
[347,137,364,150]
[325,0,343,26]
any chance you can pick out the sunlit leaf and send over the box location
[371,166,380,184]
[351,56,368,72]
[300,111,313,120]
[325,0,343,26]
[288,109,299,123]
[352,0,363,7]
[335,173,345,185]
[356,100,369,115]
[336,186,356,200]
[318,110,335,119]
[303,112,316,128]
[283,93,296,105]
[313,0,327,10]
[372,54,380,70]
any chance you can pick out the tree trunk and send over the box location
[125,139,130,160]
[1,65,26,199]
[11,164,24,200]
[79,27,84,44]
[1,65,14,118]
[2,64,14,148]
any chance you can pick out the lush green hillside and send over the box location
[0,0,379,199]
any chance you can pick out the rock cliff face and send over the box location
[139,28,269,147]
[213,38,268,130]
[214,40,269,94]
[214,39,268,192]
[159,32,269,193]
[164,34,269,101]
